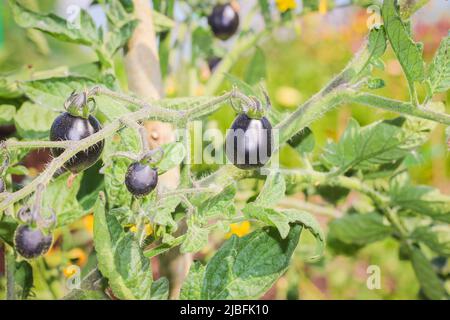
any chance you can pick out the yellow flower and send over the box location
[319,0,328,15]
[226,221,251,238]
[67,248,87,267]
[276,0,296,13]
[129,224,153,236]
[83,214,94,235]
[63,265,78,278]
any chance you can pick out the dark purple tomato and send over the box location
[14,224,53,259]
[225,114,273,169]
[208,3,239,41]
[50,112,104,173]
[207,56,222,72]
[125,162,158,197]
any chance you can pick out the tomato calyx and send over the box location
[64,90,96,119]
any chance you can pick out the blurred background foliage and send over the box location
[0,0,449,299]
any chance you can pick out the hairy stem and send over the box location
[349,92,450,125]
[5,246,16,300]
[3,140,71,150]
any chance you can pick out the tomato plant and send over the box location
[0,0,449,300]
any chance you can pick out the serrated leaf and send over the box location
[322,117,432,173]
[19,77,126,119]
[368,27,387,62]
[411,226,450,257]
[14,102,57,140]
[428,34,449,94]
[103,127,140,208]
[9,0,99,46]
[105,19,139,54]
[153,195,180,229]
[158,142,186,175]
[328,213,392,245]
[19,77,96,111]
[0,105,16,125]
[382,1,425,84]
[245,47,266,86]
[150,277,169,300]
[43,172,85,227]
[243,204,324,258]
[192,184,236,220]
[180,261,205,300]
[180,223,209,254]
[283,209,325,259]
[254,172,286,208]
[390,174,450,223]
[410,247,447,300]
[201,225,301,299]
[93,196,152,300]
[0,218,18,246]
[14,261,33,300]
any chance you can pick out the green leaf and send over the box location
[0,218,18,246]
[328,213,392,245]
[254,172,286,208]
[103,128,140,208]
[283,209,325,259]
[106,19,139,55]
[158,142,186,175]
[192,27,214,60]
[0,78,21,99]
[368,27,387,62]
[382,1,425,84]
[180,222,209,254]
[152,10,175,33]
[390,173,450,223]
[6,165,28,176]
[201,225,301,299]
[15,261,33,300]
[243,204,290,238]
[152,195,180,230]
[0,105,16,125]
[19,77,95,111]
[258,0,271,25]
[150,277,169,300]
[410,247,447,300]
[245,47,266,86]
[243,204,324,258]
[93,195,152,300]
[428,34,449,94]
[322,117,433,173]
[398,0,430,19]
[180,261,206,300]
[192,184,236,220]
[411,226,450,257]
[224,73,258,98]
[9,0,99,46]
[44,172,85,227]
[14,102,57,139]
